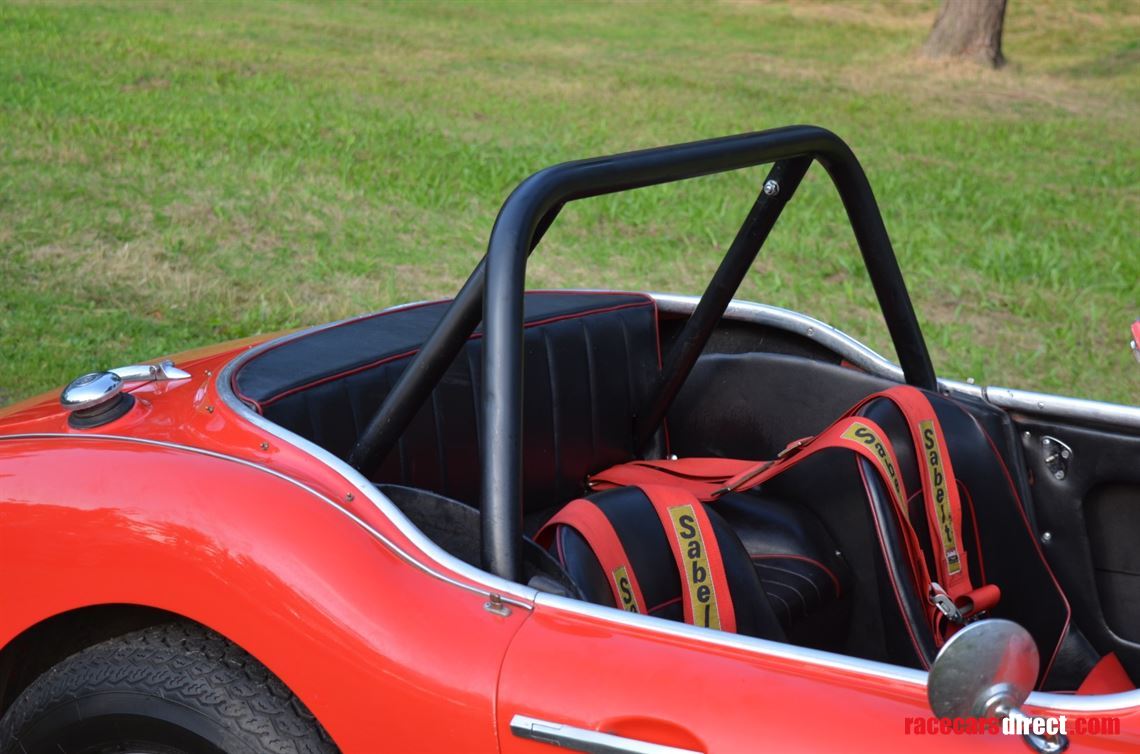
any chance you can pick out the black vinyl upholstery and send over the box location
[547,486,788,641]
[543,485,850,646]
[233,291,664,509]
[851,392,1072,679]
[714,491,852,649]
[235,290,1085,682]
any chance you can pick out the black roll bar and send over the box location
[347,205,563,475]
[481,125,936,581]
[632,156,813,454]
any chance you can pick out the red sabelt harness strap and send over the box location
[535,499,647,614]
[587,457,756,499]
[536,486,737,632]
[588,386,1000,641]
[638,484,737,633]
[870,388,1000,636]
[877,387,970,600]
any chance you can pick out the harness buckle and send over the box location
[711,459,776,498]
[777,436,812,459]
[929,582,964,624]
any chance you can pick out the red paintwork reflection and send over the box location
[499,605,1140,752]
[3,340,1137,751]
[0,438,523,752]
[0,338,431,557]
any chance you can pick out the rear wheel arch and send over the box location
[0,603,180,718]
[0,607,338,752]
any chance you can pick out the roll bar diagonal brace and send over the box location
[352,125,938,582]
[631,156,812,454]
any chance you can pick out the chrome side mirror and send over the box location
[928,619,1068,753]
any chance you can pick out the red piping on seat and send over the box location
[957,479,987,585]
[234,292,659,409]
[646,595,683,614]
[750,553,843,598]
[857,458,931,669]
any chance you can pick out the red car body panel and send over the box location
[0,343,523,752]
[2,340,1138,751]
[499,604,1140,751]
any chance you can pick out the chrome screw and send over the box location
[763,179,780,196]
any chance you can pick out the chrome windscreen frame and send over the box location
[216,292,1140,712]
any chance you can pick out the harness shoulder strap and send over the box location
[877,386,969,600]
[536,499,647,614]
[638,484,737,633]
[587,386,999,641]
[716,387,996,636]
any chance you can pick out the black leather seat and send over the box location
[715,491,852,649]
[853,393,1073,679]
[544,486,788,640]
[234,291,666,510]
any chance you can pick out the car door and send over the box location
[495,596,1031,753]
[1010,398,1140,684]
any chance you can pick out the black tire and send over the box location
[0,622,338,754]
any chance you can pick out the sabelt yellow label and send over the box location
[612,565,640,613]
[920,419,961,575]
[841,421,904,504]
[668,504,721,630]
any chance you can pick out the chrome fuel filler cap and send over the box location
[60,359,191,429]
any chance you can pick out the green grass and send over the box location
[1,0,1137,407]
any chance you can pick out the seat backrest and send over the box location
[233,291,664,509]
[538,484,787,640]
[858,393,1072,682]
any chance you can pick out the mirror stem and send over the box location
[993,703,1069,754]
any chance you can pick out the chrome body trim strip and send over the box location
[0,432,532,610]
[215,331,539,605]
[533,591,928,686]
[204,295,1139,711]
[652,293,1138,428]
[651,292,908,384]
[983,385,1140,431]
[535,594,1140,711]
[510,714,700,754]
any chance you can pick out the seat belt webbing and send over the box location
[876,386,971,603]
[638,484,737,633]
[588,386,998,640]
[536,499,647,614]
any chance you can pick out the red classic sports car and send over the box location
[2,126,1138,753]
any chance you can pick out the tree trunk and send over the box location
[921,0,1008,68]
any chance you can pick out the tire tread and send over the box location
[0,622,337,754]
